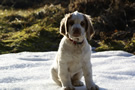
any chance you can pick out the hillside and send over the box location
[0,5,65,54]
[0,0,135,54]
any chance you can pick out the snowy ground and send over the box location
[0,51,135,90]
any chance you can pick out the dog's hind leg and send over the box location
[50,67,61,86]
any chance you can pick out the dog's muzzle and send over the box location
[72,27,81,37]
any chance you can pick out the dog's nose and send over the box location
[73,27,80,32]
[73,27,81,37]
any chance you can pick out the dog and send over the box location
[50,11,98,90]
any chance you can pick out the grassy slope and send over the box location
[0,3,135,54]
[0,5,64,54]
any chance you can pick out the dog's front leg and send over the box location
[82,60,98,90]
[58,61,75,90]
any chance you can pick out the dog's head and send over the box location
[60,11,94,41]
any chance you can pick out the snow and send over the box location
[0,51,135,90]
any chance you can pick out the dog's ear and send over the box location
[60,13,71,36]
[84,14,94,41]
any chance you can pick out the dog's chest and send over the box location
[68,58,82,74]
[67,46,83,61]
[67,48,84,74]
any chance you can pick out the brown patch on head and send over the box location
[83,14,94,40]
[68,20,74,27]
[60,13,72,36]
[83,15,88,31]
[80,20,86,27]
[66,14,73,33]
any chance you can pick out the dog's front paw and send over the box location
[63,86,75,90]
[87,84,99,90]
[72,80,84,86]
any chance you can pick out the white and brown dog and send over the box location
[50,11,98,90]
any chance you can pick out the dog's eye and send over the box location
[81,21,85,26]
[69,20,74,26]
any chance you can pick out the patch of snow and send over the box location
[0,51,135,90]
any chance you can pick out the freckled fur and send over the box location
[50,11,99,90]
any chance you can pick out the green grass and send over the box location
[95,38,135,54]
[95,39,125,51]
[0,4,135,55]
[0,5,64,54]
